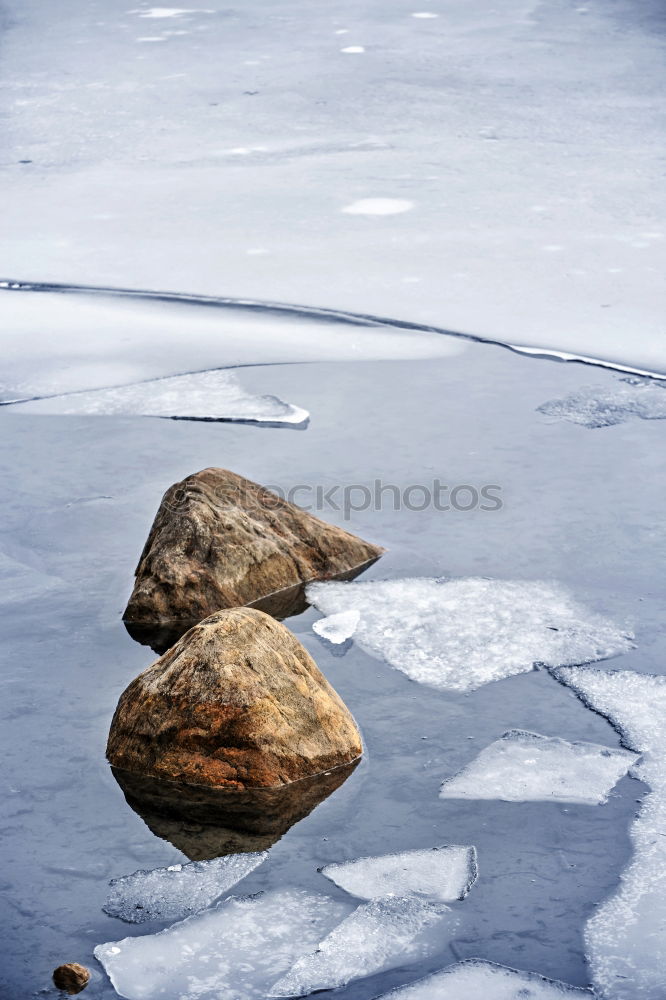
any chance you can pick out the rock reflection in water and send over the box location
[111,759,360,860]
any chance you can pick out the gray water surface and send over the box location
[0,335,663,998]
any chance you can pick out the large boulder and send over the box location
[107,607,363,791]
[123,467,384,631]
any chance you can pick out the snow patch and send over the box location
[439,730,637,805]
[306,577,633,693]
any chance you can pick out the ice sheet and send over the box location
[552,667,666,999]
[102,851,267,924]
[2,0,665,374]
[372,959,591,998]
[537,379,666,428]
[94,888,353,1000]
[269,895,456,997]
[306,578,633,693]
[321,845,478,902]
[0,290,464,401]
[439,730,637,805]
[312,609,360,644]
[3,369,309,425]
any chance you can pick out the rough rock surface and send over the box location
[107,607,363,790]
[123,467,384,627]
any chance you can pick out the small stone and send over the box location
[52,963,90,994]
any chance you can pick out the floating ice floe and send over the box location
[321,845,477,902]
[103,851,267,924]
[312,609,360,645]
[306,577,633,693]
[3,370,309,426]
[552,666,666,999]
[269,895,456,997]
[439,730,638,805]
[95,888,353,1000]
[371,958,591,998]
[537,379,666,428]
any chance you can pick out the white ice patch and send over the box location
[306,578,633,693]
[439,730,637,805]
[312,610,360,644]
[411,12,439,18]
[269,896,456,997]
[372,959,591,998]
[94,888,352,1000]
[132,8,213,18]
[552,666,666,999]
[537,379,666,428]
[102,851,267,924]
[340,46,365,54]
[4,369,309,426]
[342,198,414,215]
[321,845,478,902]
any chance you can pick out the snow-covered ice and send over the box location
[537,379,666,428]
[371,959,591,998]
[552,666,666,999]
[94,888,353,1000]
[306,578,633,693]
[3,369,309,426]
[102,851,267,924]
[439,730,637,805]
[312,610,360,644]
[0,289,464,401]
[269,895,456,996]
[2,0,665,374]
[321,845,478,901]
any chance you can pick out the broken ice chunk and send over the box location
[371,958,591,998]
[4,369,309,426]
[306,577,633,693]
[269,896,456,997]
[312,609,360,644]
[439,730,637,805]
[94,888,353,1000]
[321,845,477,902]
[537,378,666,428]
[552,666,666,999]
[102,850,267,923]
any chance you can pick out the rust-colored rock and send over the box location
[107,607,362,790]
[123,467,384,629]
[52,963,90,994]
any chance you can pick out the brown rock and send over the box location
[107,607,362,790]
[123,467,384,629]
[52,963,90,994]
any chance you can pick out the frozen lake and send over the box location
[0,295,664,997]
